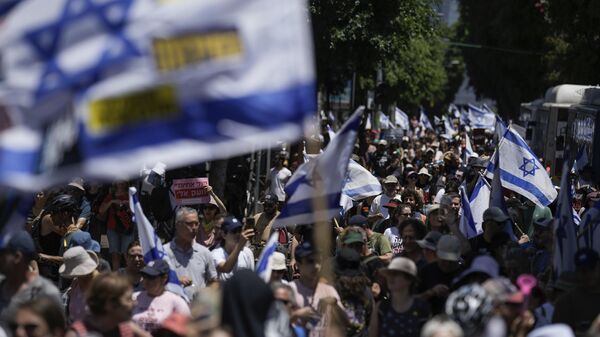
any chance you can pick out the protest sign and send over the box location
[171,177,210,205]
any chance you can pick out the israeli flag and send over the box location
[486,128,557,207]
[380,112,392,130]
[449,104,461,119]
[579,198,600,250]
[341,159,382,212]
[256,232,279,283]
[444,115,456,136]
[129,187,188,301]
[0,0,316,190]
[553,159,578,276]
[275,107,363,227]
[468,104,496,129]
[420,109,433,130]
[495,115,508,142]
[464,132,478,159]
[470,176,490,236]
[459,177,490,238]
[460,108,470,126]
[395,107,409,130]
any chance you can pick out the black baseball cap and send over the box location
[222,216,243,232]
[295,240,317,258]
[141,259,170,276]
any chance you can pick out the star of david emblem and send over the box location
[519,157,539,177]
[24,0,140,99]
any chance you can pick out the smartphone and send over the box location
[244,217,255,230]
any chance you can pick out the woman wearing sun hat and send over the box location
[368,257,430,337]
[60,246,101,323]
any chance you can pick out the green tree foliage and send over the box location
[456,0,549,119]
[310,0,456,111]
[543,0,600,84]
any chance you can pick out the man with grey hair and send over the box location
[164,207,217,299]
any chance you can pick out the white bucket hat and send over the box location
[59,246,99,278]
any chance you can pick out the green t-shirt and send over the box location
[368,232,392,256]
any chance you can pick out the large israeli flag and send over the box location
[0,0,315,190]
[129,187,188,301]
[275,107,363,227]
[395,107,409,130]
[468,104,496,129]
[553,160,578,276]
[486,128,557,207]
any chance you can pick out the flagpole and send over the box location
[305,119,334,284]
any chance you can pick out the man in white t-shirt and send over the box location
[268,155,292,203]
[211,216,255,281]
[369,175,401,228]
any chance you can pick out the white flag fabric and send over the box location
[444,115,456,137]
[449,104,461,118]
[459,177,490,238]
[275,107,363,227]
[256,232,279,282]
[129,187,187,301]
[470,176,490,236]
[486,128,557,207]
[0,0,315,190]
[420,110,433,130]
[464,132,478,159]
[365,113,372,130]
[379,112,391,130]
[341,159,382,212]
[468,104,496,129]
[553,160,578,276]
[495,115,508,143]
[395,107,409,130]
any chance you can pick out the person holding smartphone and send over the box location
[211,216,255,281]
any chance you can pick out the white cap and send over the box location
[271,252,287,271]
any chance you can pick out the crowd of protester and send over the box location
[1,116,600,337]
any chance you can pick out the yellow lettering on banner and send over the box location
[87,86,179,134]
[153,30,243,72]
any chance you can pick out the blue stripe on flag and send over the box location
[81,83,316,157]
[0,148,39,175]
[278,192,341,219]
[499,168,551,206]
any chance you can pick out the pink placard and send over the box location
[171,177,209,205]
